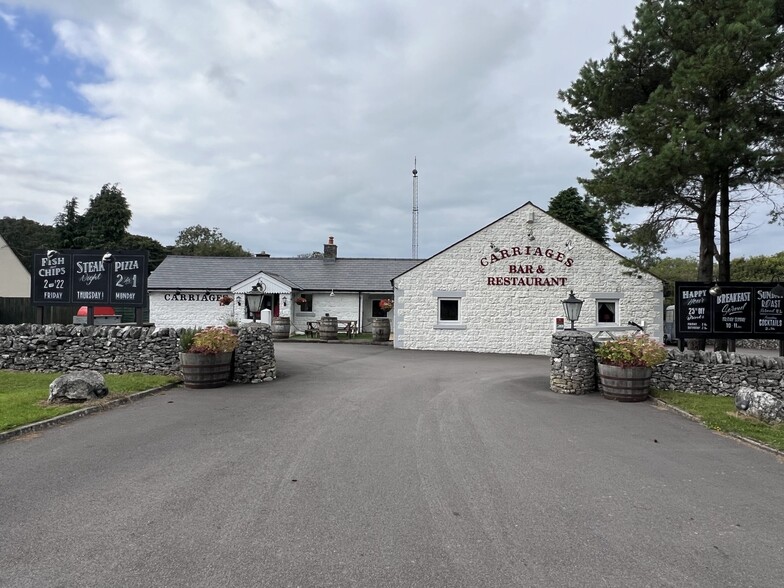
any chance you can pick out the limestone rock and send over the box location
[49,370,109,403]
[735,386,784,425]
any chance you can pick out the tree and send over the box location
[547,187,609,245]
[120,234,168,271]
[54,197,84,249]
[556,0,784,283]
[81,184,132,249]
[172,225,250,257]
[0,217,57,272]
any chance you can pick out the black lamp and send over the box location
[562,290,584,330]
[245,282,265,322]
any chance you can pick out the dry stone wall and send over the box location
[550,331,596,394]
[652,349,784,399]
[0,323,276,383]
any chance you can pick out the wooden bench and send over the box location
[305,321,320,338]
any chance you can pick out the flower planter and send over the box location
[597,363,652,402]
[371,318,390,343]
[180,351,233,389]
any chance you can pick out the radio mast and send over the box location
[412,157,418,259]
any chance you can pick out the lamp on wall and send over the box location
[561,290,584,331]
[246,282,265,322]
[709,283,722,296]
[330,289,335,297]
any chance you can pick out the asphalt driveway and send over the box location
[1,343,782,587]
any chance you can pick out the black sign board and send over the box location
[675,281,784,340]
[31,250,148,308]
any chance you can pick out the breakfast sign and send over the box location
[31,249,148,308]
[675,281,784,339]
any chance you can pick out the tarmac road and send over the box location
[1,343,783,587]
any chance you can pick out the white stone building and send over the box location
[0,234,31,298]
[392,202,664,356]
[147,238,418,333]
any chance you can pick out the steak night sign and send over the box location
[32,250,148,308]
[480,244,573,287]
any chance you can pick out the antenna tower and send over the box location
[412,157,418,259]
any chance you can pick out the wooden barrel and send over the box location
[371,317,391,343]
[180,352,233,389]
[271,316,291,339]
[319,316,338,340]
[598,364,652,402]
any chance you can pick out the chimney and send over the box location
[255,251,270,258]
[323,236,337,263]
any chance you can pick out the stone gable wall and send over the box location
[395,204,664,355]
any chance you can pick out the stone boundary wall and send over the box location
[652,349,784,400]
[0,324,276,384]
[550,331,595,395]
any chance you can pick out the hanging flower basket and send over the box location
[294,296,308,306]
[379,298,394,312]
[218,295,234,306]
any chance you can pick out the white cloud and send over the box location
[0,9,17,29]
[35,74,51,89]
[0,0,780,260]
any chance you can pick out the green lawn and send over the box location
[651,389,784,452]
[0,371,181,432]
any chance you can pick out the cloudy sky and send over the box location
[1,0,781,261]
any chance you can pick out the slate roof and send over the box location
[148,255,420,292]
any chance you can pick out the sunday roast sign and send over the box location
[31,249,148,308]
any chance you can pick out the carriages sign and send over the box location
[675,281,783,339]
[31,249,148,308]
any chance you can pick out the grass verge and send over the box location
[651,389,784,452]
[0,370,181,432]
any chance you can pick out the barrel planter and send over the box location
[597,363,652,402]
[371,317,391,343]
[180,352,233,389]
[319,316,338,341]
[271,316,291,340]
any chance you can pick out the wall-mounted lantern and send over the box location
[246,282,265,322]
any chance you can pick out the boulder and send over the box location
[48,370,109,403]
[734,386,784,425]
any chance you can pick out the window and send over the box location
[433,290,466,329]
[597,301,617,324]
[371,299,387,318]
[439,299,459,321]
[297,294,313,313]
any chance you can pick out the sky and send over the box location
[1,0,781,261]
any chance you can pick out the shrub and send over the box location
[596,333,667,368]
[184,327,238,354]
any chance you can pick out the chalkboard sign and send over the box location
[31,249,148,308]
[712,286,754,335]
[755,286,784,333]
[676,285,711,334]
[675,281,784,340]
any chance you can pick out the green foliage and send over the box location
[173,225,250,257]
[556,0,784,277]
[647,257,699,305]
[82,183,133,248]
[178,328,200,352]
[120,234,167,271]
[731,251,784,282]
[596,334,668,368]
[0,217,57,272]
[547,187,608,245]
[187,327,238,354]
[652,390,784,452]
[0,370,179,432]
[54,197,84,249]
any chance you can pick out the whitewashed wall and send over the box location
[393,203,663,356]
[290,293,360,333]
[149,291,244,328]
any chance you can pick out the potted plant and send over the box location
[179,326,239,389]
[378,298,394,312]
[595,333,667,402]
[218,294,234,306]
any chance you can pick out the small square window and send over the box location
[597,301,617,324]
[439,299,459,322]
[371,299,388,318]
[297,294,313,313]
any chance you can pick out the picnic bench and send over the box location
[305,320,358,339]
